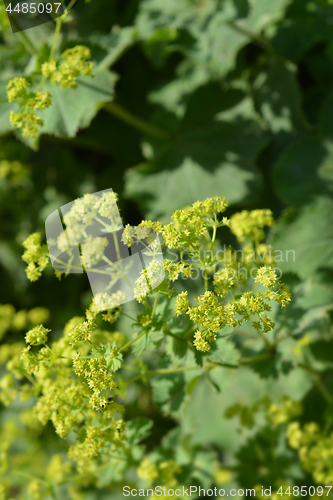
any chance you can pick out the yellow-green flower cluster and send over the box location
[0,304,49,340]
[255,266,291,308]
[137,457,181,488]
[67,319,96,346]
[45,454,71,485]
[230,209,274,244]
[25,325,50,346]
[224,401,258,428]
[42,46,94,89]
[164,259,193,281]
[27,91,52,110]
[0,373,17,406]
[6,77,30,103]
[20,346,40,375]
[268,398,302,426]
[90,291,127,313]
[142,196,229,250]
[81,236,108,268]
[0,160,30,186]
[68,416,126,473]
[72,352,115,410]
[121,225,153,247]
[7,78,51,137]
[9,111,43,138]
[225,396,301,430]
[0,342,26,381]
[175,265,290,351]
[213,267,237,297]
[174,291,189,315]
[188,291,225,332]
[134,259,165,302]
[22,233,50,282]
[138,456,159,482]
[58,191,121,247]
[287,421,333,484]
[0,305,15,340]
[293,334,311,357]
[193,330,216,352]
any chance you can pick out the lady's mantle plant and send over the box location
[0,194,298,495]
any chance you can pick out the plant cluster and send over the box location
[0,195,297,497]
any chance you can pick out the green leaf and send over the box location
[165,334,188,360]
[272,272,333,339]
[149,61,212,117]
[0,79,15,135]
[273,138,333,206]
[319,90,333,139]
[310,338,333,364]
[152,366,200,415]
[125,84,267,220]
[126,418,153,445]
[208,336,240,366]
[199,12,248,77]
[270,196,333,280]
[92,26,138,70]
[250,351,282,379]
[242,0,291,32]
[37,69,117,139]
[104,342,123,372]
[136,0,247,110]
[131,329,164,356]
[185,374,203,396]
[271,0,333,60]
[253,60,307,133]
[152,373,186,414]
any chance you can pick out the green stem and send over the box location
[298,363,333,405]
[104,101,171,140]
[49,19,63,61]
[119,330,147,352]
[24,372,37,386]
[151,296,158,319]
[239,353,273,365]
[208,360,239,369]
[148,365,200,376]
[11,469,48,484]
[228,20,270,50]
[124,364,203,387]
[124,353,277,386]
[124,374,142,385]
[50,482,60,500]
[120,311,137,322]
[18,31,39,57]
[208,352,273,370]
[204,269,209,292]
[112,230,121,261]
[314,376,333,405]
[211,225,217,245]
[255,312,273,349]
[62,0,79,15]
[121,363,139,372]
[88,339,102,353]
[210,213,218,247]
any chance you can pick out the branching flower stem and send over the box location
[104,101,171,140]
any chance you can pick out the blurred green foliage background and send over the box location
[1,0,333,498]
